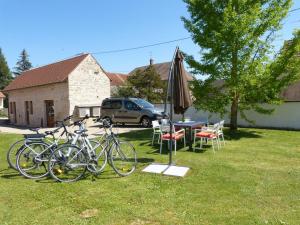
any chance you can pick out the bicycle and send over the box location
[7,116,74,171]
[16,116,74,179]
[48,118,137,182]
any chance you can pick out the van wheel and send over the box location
[141,116,151,128]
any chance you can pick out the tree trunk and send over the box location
[230,97,238,131]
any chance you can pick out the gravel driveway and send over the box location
[0,118,146,137]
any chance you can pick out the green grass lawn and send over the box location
[0,128,299,225]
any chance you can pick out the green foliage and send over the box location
[114,65,166,103]
[14,49,32,76]
[182,0,299,130]
[0,48,13,90]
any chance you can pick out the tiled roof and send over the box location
[281,80,300,101]
[129,61,193,81]
[106,72,128,86]
[0,91,5,98]
[4,54,89,91]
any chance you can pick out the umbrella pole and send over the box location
[169,65,174,166]
[168,46,179,166]
[164,47,178,117]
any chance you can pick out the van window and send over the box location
[124,100,138,110]
[111,100,122,109]
[102,100,111,109]
[102,100,122,109]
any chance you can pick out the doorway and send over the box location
[45,100,55,127]
[25,101,30,125]
[12,102,17,123]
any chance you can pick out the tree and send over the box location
[0,48,13,90]
[182,0,300,130]
[14,49,32,76]
[114,65,166,103]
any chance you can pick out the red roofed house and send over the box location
[105,72,128,95]
[3,53,110,127]
[0,91,5,109]
[129,59,193,82]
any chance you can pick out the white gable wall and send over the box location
[68,55,110,115]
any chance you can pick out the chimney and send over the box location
[150,58,154,65]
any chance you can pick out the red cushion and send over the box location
[196,132,216,138]
[162,133,184,140]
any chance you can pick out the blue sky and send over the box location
[0,0,299,74]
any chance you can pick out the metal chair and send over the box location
[193,122,220,153]
[151,120,162,145]
[159,124,185,155]
[218,120,225,146]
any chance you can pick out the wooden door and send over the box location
[12,102,17,123]
[25,101,30,125]
[45,100,55,127]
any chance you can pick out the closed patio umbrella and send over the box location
[164,47,192,165]
[173,49,192,115]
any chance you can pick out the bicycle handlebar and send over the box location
[94,117,112,129]
[72,115,89,127]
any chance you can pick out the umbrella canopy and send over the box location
[172,50,192,114]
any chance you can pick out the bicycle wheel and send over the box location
[48,144,88,182]
[7,139,25,170]
[110,141,137,176]
[87,140,107,174]
[16,142,50,179]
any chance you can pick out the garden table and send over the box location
[173,121,207,150]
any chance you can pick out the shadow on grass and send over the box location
[121,128,263,142]
[89,124,144,129]
[0,172,21,179]
[0,167,23,179]
[224,129,262,140]
[118,128,151,141]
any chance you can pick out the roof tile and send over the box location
[4,54,89,91]
[106,72,128,86]
[129,61,193,81]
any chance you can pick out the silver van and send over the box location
[100,98,163,127]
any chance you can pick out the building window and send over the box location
[9,102,16,114]
[30,101,33,114]
[9,102,13,114]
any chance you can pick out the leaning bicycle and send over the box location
[48,118,137,182]
[16,116,74,179]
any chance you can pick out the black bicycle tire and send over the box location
[48,144,88,183]
[7,139,25,170]
[110,141,137,176]
[86,140,108,174]
[16,142,51,179]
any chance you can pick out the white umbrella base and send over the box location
[142,163,189,177]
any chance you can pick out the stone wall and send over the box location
[0,97,4,109]
[7,82,69,127]
[68,54,110,116]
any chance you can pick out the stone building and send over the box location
[3,53,110,127]
[0,91,5,109]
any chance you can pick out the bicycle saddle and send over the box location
[29,128,40,133]
[45,129,60,136]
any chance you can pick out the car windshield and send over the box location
[132,99,153,108]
